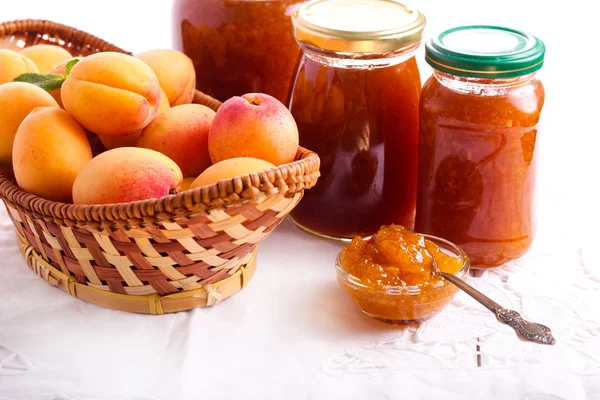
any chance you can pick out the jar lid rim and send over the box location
[292,0,426,53]
[425,25,546,78]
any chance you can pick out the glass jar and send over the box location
[287,0,425,240]
[172,0,305,103]
[415,26,546,268]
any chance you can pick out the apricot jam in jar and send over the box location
[415,26,546,268]
[288,0,425,240]
[336,225,469,324]
[172,0,304,103]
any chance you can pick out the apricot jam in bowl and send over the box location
[335,225,469,324]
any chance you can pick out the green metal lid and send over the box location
[425,25,546,78]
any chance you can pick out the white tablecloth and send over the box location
[1,1,599,399]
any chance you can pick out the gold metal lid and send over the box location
[292,0,425,53]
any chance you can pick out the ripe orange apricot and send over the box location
[0,82,59,166]
[190,157,275,189]
[137,104,215,177]
[20,44,72,73]
[12,107,92,202]
[0,49,38,84]
[62,52,161,136]
[208,93,299,166]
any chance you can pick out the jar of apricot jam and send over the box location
[288,0,425,240]
[172,0,305,103]
[415,26,546,268]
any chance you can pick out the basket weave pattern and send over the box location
[0,20,320,314]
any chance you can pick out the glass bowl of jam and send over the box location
[335,225,470,324]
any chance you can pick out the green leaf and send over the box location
[65,58,80,75]
[13,73,66,91]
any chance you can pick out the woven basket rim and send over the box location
[0,148,318,222]
[0,18,130,53]
[0,18,321,224]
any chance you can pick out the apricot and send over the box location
[158,87,170,113]
[98,87,170,150]
[0,82,59,166]
[72,147,183,205]
[62,52,161,136]
[137,104,215,177]
[12,107,92,202]
[48,57,83,107]
[181,177,195,191]
[208,93,299,166]
[19,45,72,74]
[0,49,38,84]
[190,157,275,189]
[136,49,195,106]
[98,131,142,151]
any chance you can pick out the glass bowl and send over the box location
[335,234,470,324]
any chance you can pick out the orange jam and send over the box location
[415,74,544,267]
[289,58,421,239]
[172,0,303,104]
[337,225,465,323]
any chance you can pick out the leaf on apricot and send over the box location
[65,58,80,75]
[13,73,66,92]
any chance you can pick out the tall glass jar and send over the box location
[415,26,546,268]
[172,0,305,104]
[287,0,425,240]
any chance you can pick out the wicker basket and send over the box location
[0,19,320,314]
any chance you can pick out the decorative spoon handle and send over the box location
[439,271,556,345]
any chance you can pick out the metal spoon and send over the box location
[431,258,556,345]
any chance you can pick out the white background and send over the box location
[0,1,599,399]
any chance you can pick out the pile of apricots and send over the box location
[0,45,299,204]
